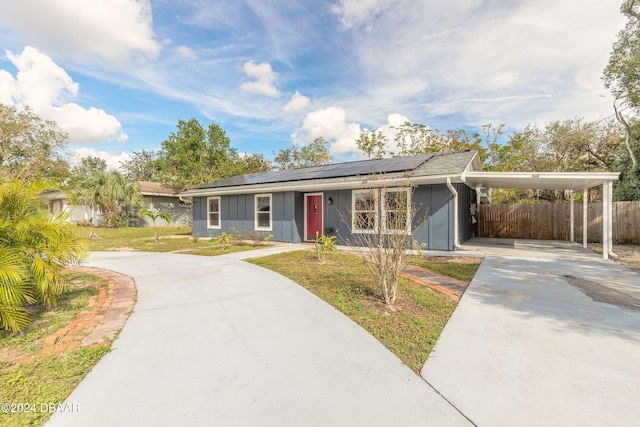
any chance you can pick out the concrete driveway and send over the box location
[422,238,640,426]
[47,246,469,427]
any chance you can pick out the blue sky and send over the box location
[0,0,627,168]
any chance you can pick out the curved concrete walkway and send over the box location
[47,246,469,426]
[422,239,640,426]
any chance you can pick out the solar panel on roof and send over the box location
[198,153,436,189]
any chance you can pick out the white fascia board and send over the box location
[178,174,464,198]
[463,171,620,191]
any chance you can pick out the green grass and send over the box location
[407,256,482,282]
[0,345,110,427]
[0,272,108,357]
[0,272,112,427]
[189,245,262,256]
[72,225,266,256]
[73,225,208,252]
[251,250,464,373]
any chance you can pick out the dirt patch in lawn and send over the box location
[589,244,640,272]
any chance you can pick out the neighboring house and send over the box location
[44,190,102,223]
[179,150,481,250]
[132,181,192,227]
[44,181,192,227]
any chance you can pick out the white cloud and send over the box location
[293,107,361,155]
[0,0,161,64]
[331,0,394,29]
[240,60,280,98]
[0,46,127,144]
[176,46,197,61]
[71,147,131,171]
[283,91,311,113]
[335,0,625,129]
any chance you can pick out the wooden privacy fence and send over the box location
[479,201,640,244]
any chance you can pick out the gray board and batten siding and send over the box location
[188,150,480,250]
[191,182,475,251]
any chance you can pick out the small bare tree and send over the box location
[341,181,423,309]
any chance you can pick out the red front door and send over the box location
[306,195,323,240]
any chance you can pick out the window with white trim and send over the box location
[255,194,272,231]
[382,188,411,234]
[352,190,377,233]
[207,196,221,229]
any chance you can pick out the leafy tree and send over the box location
[70,156,107,182]
[392,122,445,156]
[158,119,245,190]
[139,208,171,243]
[0,179,82,332]
[603,0,640,194]
[356,129,389,159]
[357,122,498,160]
[241,153,273,174]
[121,149,161,182]
[70,169,143,228]
[273,137,333,170]
[0,104,69,182]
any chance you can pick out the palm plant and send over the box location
[139,208,172,243]
[0,179,83,332]
[70,170,143,228]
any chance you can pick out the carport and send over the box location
[462,171,620,259]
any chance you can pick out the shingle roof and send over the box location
[137,181,178,196]
[180,150,479,196]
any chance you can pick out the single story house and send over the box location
[45,189,100,223]
[179,150,481,250]
[180,149,620,257]
[44,181,192,227]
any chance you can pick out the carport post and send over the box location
[583,188,588,248]
[607,180,615,257]
[569,190,574,242]
[602,181,609,260]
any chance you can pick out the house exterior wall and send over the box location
[455,182,476,244]
[192,183,475,251]
[412,184,454,250]
[48,198,98,223]
[193,192,303,242]
[130,196,192,227]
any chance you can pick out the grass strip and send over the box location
[251,250,469,373]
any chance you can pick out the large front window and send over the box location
[352,188,411,234]
[352,190,377,232]
[208,196,220,229]
[255,194,272,230]
[383,189,411,233]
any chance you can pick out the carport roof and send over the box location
[464,171,620,191]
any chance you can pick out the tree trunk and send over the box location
[614,101,638,166]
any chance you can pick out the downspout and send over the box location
[446,178,462,250]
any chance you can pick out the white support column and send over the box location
[570,190,574,242]
[607,180,615,255]
[583,188,588,249]
[602,181,609,260]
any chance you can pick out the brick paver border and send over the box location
[9,266,136,363]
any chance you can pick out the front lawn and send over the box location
[407,256,482,282]
[72,226,261,255]
[72,225,205,252]
[251,250,470,373]
[0,271,112,427]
